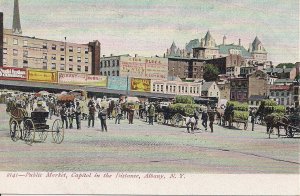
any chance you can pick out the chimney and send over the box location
[12,0,22,34]
[239,38,241,46]
[223,35,226,45]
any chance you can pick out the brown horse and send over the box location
[264,114,289,138]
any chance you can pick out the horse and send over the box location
[6,100,28,139]
[264,114,289,138]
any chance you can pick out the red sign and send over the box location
[0,67,27,80]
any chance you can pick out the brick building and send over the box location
[248,70,269,98]
[0,12,3,67]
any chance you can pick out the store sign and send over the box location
[27,70,57,83]
[58,72,86,85]
[107,76,130,91]
[0,67,27,80]
[86,75,107,87]
[131,78,151,92]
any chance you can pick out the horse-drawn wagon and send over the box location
[223,101,249,130]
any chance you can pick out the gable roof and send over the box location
[252,36,267,53]
[218,44,252,58]
[186,39,200,53]
[202,81,215,92]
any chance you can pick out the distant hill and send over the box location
[276,63,295,68]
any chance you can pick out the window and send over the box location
[3,58,7,65]
[52,44,57,50]
[60,46,65,52]
[43,53,47,60]
[69,65,73,71]
[13,59,18,67]
[231,92,235,99]
[23,60,28,65]
[117,71,119,76]
[210,92,213,96]
[100,72,103,76]
[69,56,73,62]
[51,63,56,69]
[116,60,119,66]
[60,55,65,61]
[77,65,81,72]
[85,66,88,72]
[161,85,163,92]
[77,57,81,63]
[281,92,285,96]
[69,46,73,52]
[23,50,28,57]
[190,87,192,93]
[185,87,187,93]
[3,48,7,54]
[100,62,103,68]
[23,40,28,46]
[85,48,89,54]
[104,71,107,76]
[112,60,115,67]
[13,39,18,45]
[42,42,47,49]
[178,86,181,93]
[60,64,65,71]
[166,86,169,92]
[51,54,56,60]
[104,61,107,67]
[13,49,18,56]
[112,71,115,76]
[43,62,47,70]
[3,37,7,44]
[153,84,156,91]
[77,47,81,53]
[85,58,89,63]
[108,61,111,67]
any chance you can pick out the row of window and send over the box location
[270,91,290,97]
[100,60,120,68]
[100,71,119,76]
[152,84,200,94]
[4,38,89,54]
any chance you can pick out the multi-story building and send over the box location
[230,77,248,102]
[192,31,220,60]
[269,85,293,106]
[201,81,220,101]
[151,80,202,97]
[3,29,100,75]
[100,54,130,76]
[293,80,300,108]
[248,70,269,98]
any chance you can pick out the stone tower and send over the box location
[12,0,22,34]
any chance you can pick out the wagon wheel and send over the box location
[244,122,248,130]
[171,113,182,127]
[38,129,48,142]
[9,119,20,142]
[287,123,295,138]
[24,119,35,145]
[157,112,165,124]
[52,119,64,144]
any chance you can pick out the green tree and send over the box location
[203,64,220,81]
[276,63,295,68]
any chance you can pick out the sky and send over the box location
[0,0,299,65]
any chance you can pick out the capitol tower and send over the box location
[12,0,22,34]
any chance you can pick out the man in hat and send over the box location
[88,102,96,128]
[98,106,108,132]
[60,104,68,129]
[34,101,47,112]
[75,101,82,129]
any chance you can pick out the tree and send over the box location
[276,63,295,68]
[203,64,220,82]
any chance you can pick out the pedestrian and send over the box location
[98,106,108,132]
[128,104,135,124]
[251,110,256,131]
[75,101,82,129]
[208,109,215,133]
[148,103,155,125]
[201,110,208,131]
[60,104,68,129]
[68,103,75,129]
[88,103,96,128]
[186,115,196,133]
[194,108,200,130]
[115,104,122,124]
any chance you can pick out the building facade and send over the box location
[100,54,130,76]
[201,81,221,101]
[230,78,248,102]
[248,70,269,98]
[3,29,100,75]
[269,85,293,106]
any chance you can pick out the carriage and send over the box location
[9,107,64,145]
[222,101,249,130]
[284,109,300,138]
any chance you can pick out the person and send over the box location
[68,103,75,129]
[98,106,108,132]
[75,101,82,129]
[194,108,200,130]
[115,104,122,124]
[128,104,135,124]
[201,110,208,131]
[88,103,96,128]
[34,101,47,112]
[60,104,68,129]
[251,109,256,131]
[208,109,215,133]
[148,104,155,125]
[186,115,196,133]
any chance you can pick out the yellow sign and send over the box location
[131,78,151,92]
[27,70,57,83]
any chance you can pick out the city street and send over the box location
[0,104,299,174]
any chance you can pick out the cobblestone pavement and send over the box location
[0,104,299,173]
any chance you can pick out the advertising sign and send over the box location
[0,67,27,80]
[86,75,107,87]
[131,78,151,92]
[120,56,168,80]
[58,72,86,85]
[107,76,130,91]
[27,70,57,83]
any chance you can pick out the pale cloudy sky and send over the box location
[1,0,299,65]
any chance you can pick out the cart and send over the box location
[285,110,300,138]
[9,111,64,145]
